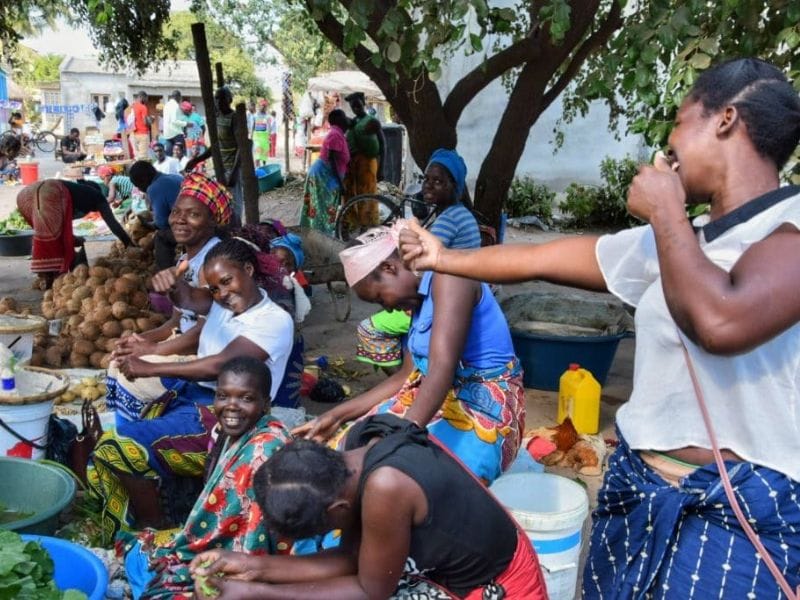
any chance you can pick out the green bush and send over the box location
[505,176,555,222]
[558,156,640,229]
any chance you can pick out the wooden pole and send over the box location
[191,23,225,183]
[284,117,290,174]
[215,63,225,89]
[234,102,259,224]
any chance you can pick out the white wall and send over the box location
[435,14,646,193]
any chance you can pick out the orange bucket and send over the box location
[19,161,40,185]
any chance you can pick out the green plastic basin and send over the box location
[0,457,76,534]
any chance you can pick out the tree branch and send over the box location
[443,30,542,124]
[541,1,623,110]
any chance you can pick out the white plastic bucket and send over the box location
[0,400,54,460]
[0,314,47,365]
[490,472,589,600]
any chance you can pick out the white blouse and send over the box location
[197,289,294,399]
[177,236,220,333]
[596,187,800,481]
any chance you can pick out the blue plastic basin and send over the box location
[21,535,108,600]
[255,164,283,192]
[511,329,632,391]
[0,457,76,534]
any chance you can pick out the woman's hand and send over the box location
[627,152,686,224]
[398,219,442,271]
[151,260,190,295]
[112,333,157,358]
[190,549,266,582]
[195,577,268,600]
[291,411,344,443]
[114,355,154,380]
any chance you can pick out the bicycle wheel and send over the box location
[34,131,57,154]
[335,194,400,241]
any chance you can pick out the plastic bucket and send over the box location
[19,161,39,185]
[0,399,54,460]
[490,472,589,600]
[0,457,76,535]
[21,535,108,600]
[256,164,283,192]
[511,329,630,391]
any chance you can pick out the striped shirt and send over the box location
[111,175,134,200]
[429,203,481,249]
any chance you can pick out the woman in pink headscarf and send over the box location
[96,165,134,209]
[293,223,525,484]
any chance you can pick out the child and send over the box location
[121,356,290,599]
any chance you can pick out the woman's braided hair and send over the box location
[253,439,350,539]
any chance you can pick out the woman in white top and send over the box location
[108,173,231,423]
[88,237,295,539]
[400,58,800,598]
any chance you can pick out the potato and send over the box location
[45,346,63,368]
[0,296,18,312]
[41,301,55,320]
[108,291,128,305]
[67,314,82,331]
[73,264,89,280]
[89,351,105,369]
[30,350,45,367]
[81,297,95,314]
[65,298,82,313]
[131,290,150,310]
[43,289,54,302]
[69,351,90,368]
[60,284,76,298]
[73,285,91,301]
[114,277,138,294]
[101,320,123,339]
[74,339,95,356]
[78,321,101,341]
[62,273,76,286]
[121,317,137,331]
[100,353,112,369]
[54,307,70,319]
[112,301,132,320]
[136,317,154,332]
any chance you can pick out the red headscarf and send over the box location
[178,173,233,225]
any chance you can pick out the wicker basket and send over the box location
[0,314,46,335]
[0,367,69,405]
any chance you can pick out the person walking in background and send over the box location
[183,102,206,159]
[162,90,187,157]
[268,110,278,158]
[252,99,271,167]
[300,109,349,235]
[246,101,256,140]
[114,92,129,133]
[60,128,88,164]
[131,91,152,161]
[343,91,385,226]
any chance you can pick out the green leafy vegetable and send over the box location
[0,209,31,236]
[0,530,88,599]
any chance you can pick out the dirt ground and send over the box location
[0,164,633,598]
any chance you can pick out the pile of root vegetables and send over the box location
[33,236,168,369]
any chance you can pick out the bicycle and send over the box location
[335,177,437,242]
[0,127,58,158]
[334,176,498,246]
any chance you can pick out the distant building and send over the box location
[55,57,205,136]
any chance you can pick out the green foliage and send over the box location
[564,0,800,150]
[272,10,353,89]
[0,530,87,599]
[558,156,640,229]
[166,11,268,100]
[505,177,555,222]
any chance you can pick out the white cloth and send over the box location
[163,98,187,139]
[177,237,220,333]
[596,189,800,481]
[284,274,311,323]
[197,289,294,399]
[154,157,181,175]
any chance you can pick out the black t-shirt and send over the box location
[61,137,80,153]
[61,180,131,246]
[348,415,517,596]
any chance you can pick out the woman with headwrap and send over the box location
[355,148,481,374]
[300,109,350,235]
[88,238,295,539]
[252,99,271,166]
[96,165,134,210]
[16,179,133,288]
[294,223,524,484]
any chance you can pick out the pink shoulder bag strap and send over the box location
[680,341,799,599]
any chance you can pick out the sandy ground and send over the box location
[0,156,633,598]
